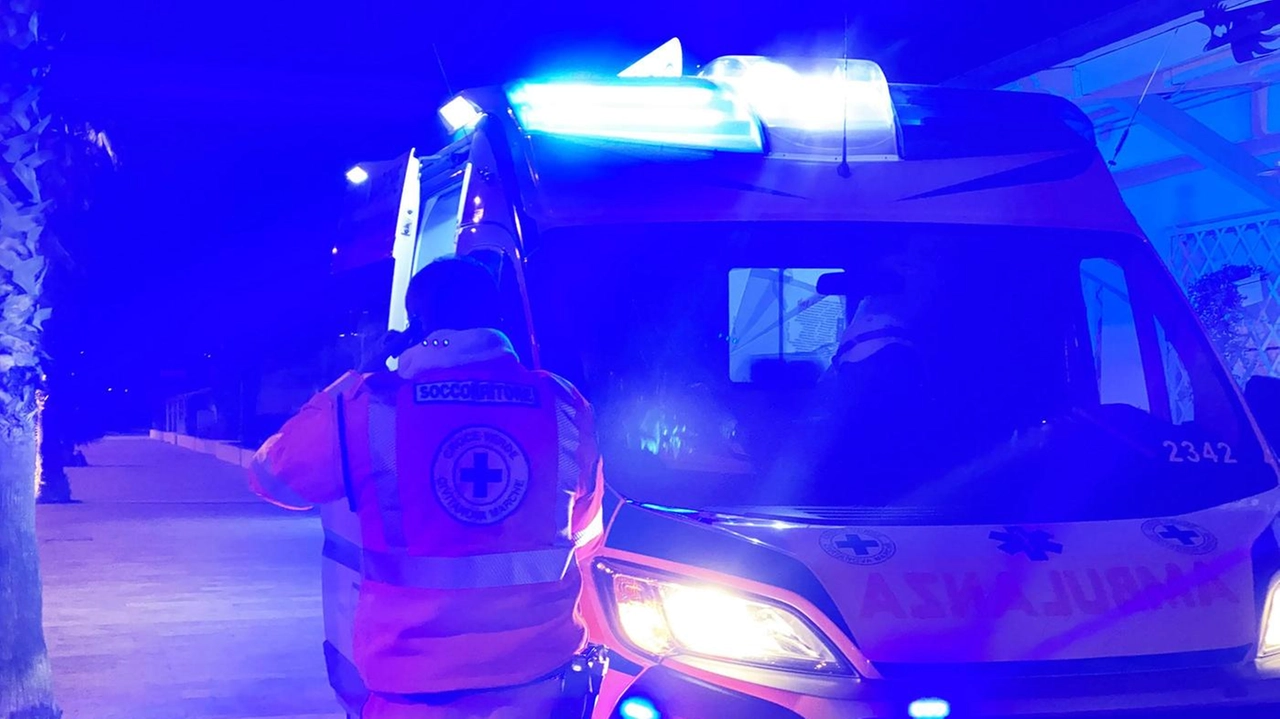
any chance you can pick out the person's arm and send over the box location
[564,385,606,556]
[573,457,606,556]
[247,371,363,510]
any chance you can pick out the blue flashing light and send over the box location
[908,697,951,719]
[618,697,661,719]
[637,502,699,515]
[507,78,763,153]
[700,56,899,157]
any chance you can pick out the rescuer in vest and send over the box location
[247,255,606,718]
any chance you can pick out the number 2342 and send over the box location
[1163,441,1237,463]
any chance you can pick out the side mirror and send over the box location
[816,271,851,296]
[817,269,904,297]
[1245,375,1280,450]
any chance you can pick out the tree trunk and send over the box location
[2,1,65,714]
[0,429,60,719]
[35,392,73,505]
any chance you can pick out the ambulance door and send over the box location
[462,245,539,369]
[383,184,465,372]
[452,119,540,369]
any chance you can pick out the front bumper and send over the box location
[598,658,1280,719]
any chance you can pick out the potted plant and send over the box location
[1187,263,1270,383]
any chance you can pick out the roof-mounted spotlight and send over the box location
[439,95,482,134]
[345,165,370,184]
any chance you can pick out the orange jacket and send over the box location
[248,328,604,695]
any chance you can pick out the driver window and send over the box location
[728,267,845,382]
[1080,258,1150,412]
[413,188,462,273]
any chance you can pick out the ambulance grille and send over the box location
[873,645,1251,680]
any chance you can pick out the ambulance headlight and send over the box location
[1260,579,1280,656]
[599,563,848,674]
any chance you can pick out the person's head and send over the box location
[405,255,502,335]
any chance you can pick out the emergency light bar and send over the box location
[507,78,764,153]
[699,56,899,158]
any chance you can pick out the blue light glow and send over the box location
[345,165,369,184]
[439,95,481,134]
[637,503,699,515]
[908,697,951,719]
[618,697,661,719]
[699,56,899,157]
[507,78,763,153]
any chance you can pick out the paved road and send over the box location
[37,436,341,719]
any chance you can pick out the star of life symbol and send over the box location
[1142,518,1218,555]
[989,526,1063,561]
[433,426,529,525]
[820,528,896,566]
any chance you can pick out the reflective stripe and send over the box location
[319,504,363,661]
[366,396,406,547]
[250,448,311,509]
[573,507,604,549]
[322,529,363,573]
[320,536,361,661]
[322,640,369,713]
[361,546,574,590]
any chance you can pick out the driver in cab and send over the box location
[827,252,934,426]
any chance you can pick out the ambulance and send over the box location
[326,40,1280,718]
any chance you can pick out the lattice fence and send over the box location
[1162,214,1280,386]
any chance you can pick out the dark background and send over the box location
[38,0,1132,431]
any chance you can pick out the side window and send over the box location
[1080,258,1150,411]
[413,188,462,274]
[728,267,845,382]
[1156,319,1195,424]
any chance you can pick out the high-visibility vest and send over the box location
[249,329,605,696]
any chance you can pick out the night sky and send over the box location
[40,0,1127,409]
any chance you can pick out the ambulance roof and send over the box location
[436,56,1094,163]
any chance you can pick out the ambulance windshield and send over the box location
[527,222,1275,522]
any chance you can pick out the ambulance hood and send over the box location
[691,494,1279,666]
[605,500,1280,669]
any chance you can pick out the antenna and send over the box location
[1110,27,1178,167]
[837,10,852,178]
[431,42,455,98]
